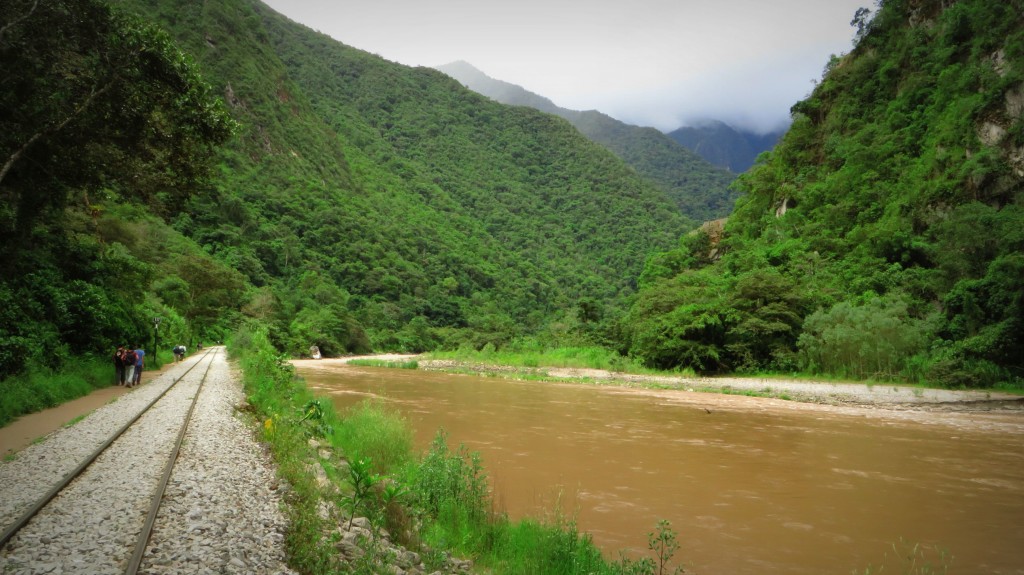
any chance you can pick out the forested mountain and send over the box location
[626,0,1024,387]
[437,61,739,222]
[0,0,697,377]
[667,120,785,173]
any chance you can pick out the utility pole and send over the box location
[152,317,162,369]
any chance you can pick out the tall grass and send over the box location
[407,429,657,575]
[332,400,414,474]
[229,324,345,572]
[346,359,419,369]
[0,355,113,427]
[427,344,661,374]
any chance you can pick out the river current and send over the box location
[294,361,1024,574]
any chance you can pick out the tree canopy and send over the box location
[0,0,233,377]
[1,0,232,238]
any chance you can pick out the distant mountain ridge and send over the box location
[436,60,563,115]
[436,61,739,222]
[667,120,785,173]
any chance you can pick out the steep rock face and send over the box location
[436,61,739,222]
[982,81,1024,177]
[627,0,1024,385]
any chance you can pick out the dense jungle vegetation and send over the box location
[564,109,740,221]
[1,0,697,388]
[2,0,1022,410]
[625,0,1024,388]
[0,0,236,381]
[117,0,697,353]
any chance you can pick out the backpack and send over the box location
[125,349,137,365]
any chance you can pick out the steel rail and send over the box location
[125,347,218,575]
[0,347,218,549]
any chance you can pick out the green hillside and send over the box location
[564,110,739,220]
[437,61,739,222]
[667,120,784,174]
[627,0,1024,387]
[159,0,697,351]
[1,0,696,381]
[9,0,1018,391]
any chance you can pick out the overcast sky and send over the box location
[261,0,867,134]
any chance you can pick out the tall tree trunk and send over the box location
[0,80,115,187]
[0,0,38,44]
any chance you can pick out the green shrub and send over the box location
[798,293,933,380]
[412,429,490,523]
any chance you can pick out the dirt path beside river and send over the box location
[1,360,179,457]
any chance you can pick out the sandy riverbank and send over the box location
[291,354,1024,412]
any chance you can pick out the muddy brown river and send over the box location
[295,362,1024,574]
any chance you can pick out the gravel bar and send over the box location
[0,349,295,575]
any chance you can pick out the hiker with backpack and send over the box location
[113,346,127,386]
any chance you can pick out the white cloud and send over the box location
[261,0,865,133]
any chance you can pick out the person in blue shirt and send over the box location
[131,345,145,387]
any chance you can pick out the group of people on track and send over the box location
[112,345,145,387]
[113,343,199,387]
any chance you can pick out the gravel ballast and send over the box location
[0,349,295,575]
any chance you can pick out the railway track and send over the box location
[0,347,292,574]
